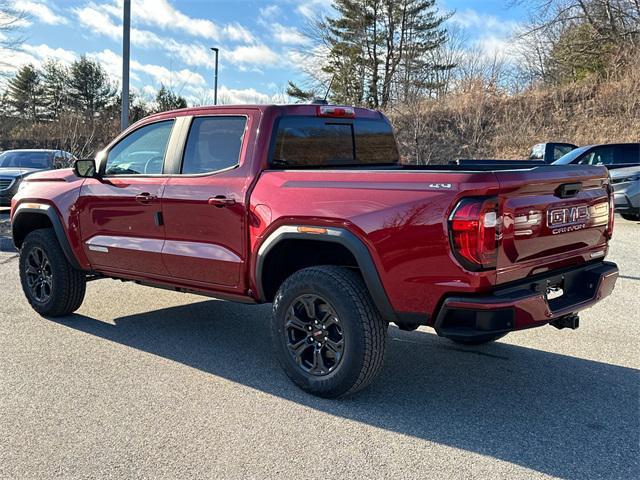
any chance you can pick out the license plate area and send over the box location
[545,279,565,302]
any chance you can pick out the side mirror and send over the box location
[73,159,98,178]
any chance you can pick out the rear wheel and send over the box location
[19,228,86,317]
[446,333,507,345]
[271,266,387,398]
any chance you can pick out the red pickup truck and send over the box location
[11,104,619,397]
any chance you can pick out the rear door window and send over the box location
[613,144,639,164]
[271,117,399,167]
[181,116,247,174]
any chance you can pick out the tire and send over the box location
[446,333,507,346]
[621,213,639,221]
[271,266,387,398]
[19,228,86,317]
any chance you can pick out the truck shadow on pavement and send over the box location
[56,300,638,479]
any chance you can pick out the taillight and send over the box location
[606,184,615,239]
[449,197,500,270]
[316,105,355,118]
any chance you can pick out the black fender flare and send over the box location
[12,204,83,270]
[255,225,397,322]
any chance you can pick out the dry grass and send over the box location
[388,66,640,164]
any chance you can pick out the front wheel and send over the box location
[19,228,86,317]
[271,266,387,398]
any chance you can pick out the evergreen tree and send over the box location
[7,64,42,120]
[155,85,187,112]
[310,0,452,107]
[41,60,69,120]
[285,81,316,102]
[68,56,116,119]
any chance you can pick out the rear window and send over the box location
[271,117,399,167]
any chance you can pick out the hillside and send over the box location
[389,67,640,164]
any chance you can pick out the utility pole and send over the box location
[210,47,219,105]
[121,0,131,130]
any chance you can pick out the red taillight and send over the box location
[606,185,615,239]
[316,105,355,118]
[449,197,499,270]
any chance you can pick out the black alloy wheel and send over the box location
[285,294,345,376]
[24,247,53,303]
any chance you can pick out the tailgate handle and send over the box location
[556,183,582,198]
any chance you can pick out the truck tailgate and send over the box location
[495,165,611,284]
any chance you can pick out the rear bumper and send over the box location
[434,261,618,339]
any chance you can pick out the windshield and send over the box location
[0,151,53,169]
[552,146,591,165]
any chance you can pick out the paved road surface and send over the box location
[0,209,638,479]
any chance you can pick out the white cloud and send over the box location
[88,49,204,89]
[73,6,121,41]
[132,60,205,89]
[0,43,76,73]
[87,48,141,83]
[259,5,281,21]
[451,9,519,35]
[186,85,273,105]
[296,0,333,19]
[164,41,212,68]
[223,22,255,44]
[228,44,279,66]
[13,0,67,25]
[21,43,76,64]
[272,24,309,45]
[0,48,39,73]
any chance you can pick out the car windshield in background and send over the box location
[552,146,591,165]
[271,117,399,168]
[0,151,53,169]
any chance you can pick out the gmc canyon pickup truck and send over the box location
[11,104,619,398]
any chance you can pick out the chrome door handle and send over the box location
[208,196,236,207]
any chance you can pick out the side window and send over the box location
[105,120,174,175]
[554,145,574,160]
[181,116,247,174]
[613,144,639,164]
[578,146,614,165]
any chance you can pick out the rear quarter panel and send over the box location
[250,169,501,319]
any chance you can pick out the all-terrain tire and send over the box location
[19,228,86,317]
[271,266,387,398]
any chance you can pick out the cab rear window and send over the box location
[270,117,399,167]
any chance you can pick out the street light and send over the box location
[121,0,131,130]
[210,47,219,105]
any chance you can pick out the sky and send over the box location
[1,0,529,104]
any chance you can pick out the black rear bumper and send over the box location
[434,261,619,340]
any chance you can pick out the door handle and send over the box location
[208,196,236,207]
[135,192,157,204]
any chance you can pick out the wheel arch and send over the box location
[12,204,83,270]
[255,225,397,322]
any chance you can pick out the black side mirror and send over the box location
[73,159,98,178]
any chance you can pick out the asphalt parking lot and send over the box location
[0,206,638,479]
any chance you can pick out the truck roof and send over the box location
[142,104,386,123]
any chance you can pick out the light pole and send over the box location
[210,47,219,105]
[121,0,131,130]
